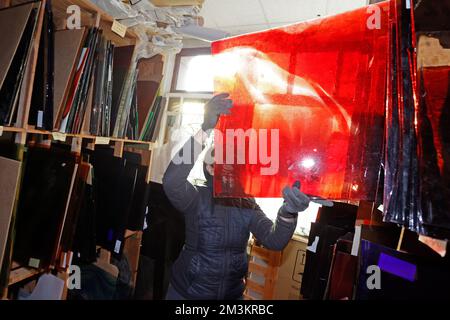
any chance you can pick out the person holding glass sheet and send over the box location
[163,93,311,300]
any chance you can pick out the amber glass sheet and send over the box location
[212,2,389,199]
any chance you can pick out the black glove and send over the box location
[281,181,310,216]
[202,93,233,132]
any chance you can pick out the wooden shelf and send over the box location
[0,126,23,133]
[3,127,155,149]
[8,267,41,287]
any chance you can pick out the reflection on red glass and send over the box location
[212,2,389,199]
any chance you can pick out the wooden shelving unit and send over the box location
[1,0,163,300]
[0,0,151,144]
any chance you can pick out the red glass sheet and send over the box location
[212,2,389,199]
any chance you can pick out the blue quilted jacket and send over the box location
[162,134,297,300]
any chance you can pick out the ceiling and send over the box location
[200,0,369,36]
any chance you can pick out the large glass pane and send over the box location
[212,2,389,199]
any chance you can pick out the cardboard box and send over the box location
[273,235,308,300]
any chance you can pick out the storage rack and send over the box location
[0,0,169,300]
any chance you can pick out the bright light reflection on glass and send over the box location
[301,158,316,169]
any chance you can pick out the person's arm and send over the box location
[162,93,233,213]
[162,130,207,213]
[249,207,298,251]
[249,182,310,251]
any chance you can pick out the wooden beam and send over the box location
[246,279,265,294]
[14,132,27,145]
[71,137,82,153]
[248,261,269,277]
[114,141,124,158]
[250,246,282,266]
[57,270,69,300]
[146,151,154,183]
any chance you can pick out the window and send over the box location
[171,48,214,93]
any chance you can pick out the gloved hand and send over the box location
[202,93,233,132]
[281,181,310,215]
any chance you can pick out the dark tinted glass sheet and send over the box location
[356,240,450,300]
[112,151,141,248]
[91,147,124,255]
[140,182,185,300]
[13,146,76,269]
[326,240,357,300]
[92,148,142,257]
[111,46,134,137]
[212,2,389,199]
[300,222,348,300]
[29,1,54,130]
[381,1,450,238]
[127,158,149,231]
[72,182,97,265]
[59,162,90,254]
[417,66,450,236]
